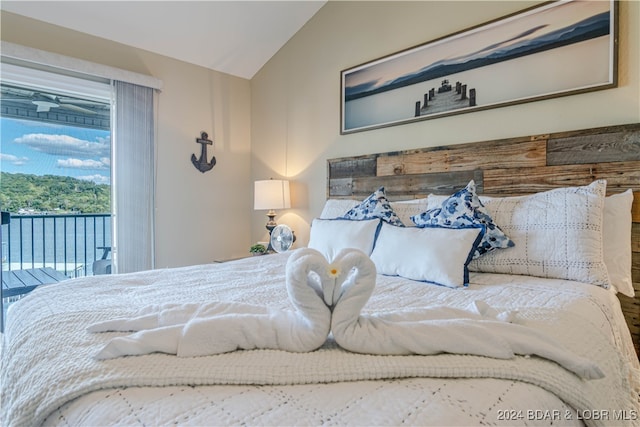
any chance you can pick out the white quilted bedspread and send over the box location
[2,252,639,427]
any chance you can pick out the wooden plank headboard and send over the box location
[327,123,640,356]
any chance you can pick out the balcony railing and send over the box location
[1,213,111,278]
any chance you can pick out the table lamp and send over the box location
[254,179,291,236]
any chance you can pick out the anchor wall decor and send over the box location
[191,131,217,173]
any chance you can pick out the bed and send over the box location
[2,123,640,426]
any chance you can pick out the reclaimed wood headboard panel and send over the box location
[328,123,640,356]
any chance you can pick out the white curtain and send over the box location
[112,81,155,273]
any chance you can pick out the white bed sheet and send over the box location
[2,252,638,427]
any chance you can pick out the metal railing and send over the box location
[1,213,111,277]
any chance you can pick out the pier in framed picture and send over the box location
[340,0,618,134]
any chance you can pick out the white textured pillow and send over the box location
[430,185,629,291]
[308,218,380,261]
[389,198,429,226]
[320,199,359,219]
[471,180,610,288]
[426,193,447,209]
[370,222,483,288]
[603,190,634,297]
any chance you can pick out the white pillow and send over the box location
[320,199,359,219]
[370,222,483,288]
[603,190,634,297]
[470,180,610,288]
[389,198,429,226]
[308,218,380,261]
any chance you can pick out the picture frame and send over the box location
[340,0,618,134]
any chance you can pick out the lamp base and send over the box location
[265,210,277,252]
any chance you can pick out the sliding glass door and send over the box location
[0,63,113,327]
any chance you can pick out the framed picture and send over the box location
[340,0,618,134]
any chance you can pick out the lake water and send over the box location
[1,215,111,276]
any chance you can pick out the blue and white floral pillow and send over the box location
[410,180,514,258]
[341,187,404,227]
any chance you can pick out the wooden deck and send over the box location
[1,268,69,298]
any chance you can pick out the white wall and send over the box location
[251,0,640,246]
[1,11,253,267]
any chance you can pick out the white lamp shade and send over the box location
[254,180,291,210]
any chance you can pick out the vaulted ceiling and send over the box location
[0,1,326,80]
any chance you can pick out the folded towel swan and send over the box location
[90,248,333,359]
[328,248,603,380]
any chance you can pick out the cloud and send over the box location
[0,153,29,166]
[14,133,110,158]
[77,174,110,185]
[57,158,109,170]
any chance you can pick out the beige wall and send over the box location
[1,11,253,267]
[251,0,640,247]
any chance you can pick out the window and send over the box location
[1,63,113,277]
[1,55,158,277]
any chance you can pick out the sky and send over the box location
[0,117,111,185]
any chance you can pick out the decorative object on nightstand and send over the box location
[270,224,294,253]
[249,243,268,256]
[191,131,216,173]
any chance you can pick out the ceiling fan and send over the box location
[0,86,107,114]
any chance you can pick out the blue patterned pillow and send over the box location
[341,187,404,226]
[410,180,514,258]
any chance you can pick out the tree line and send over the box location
[0,172,110,214]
